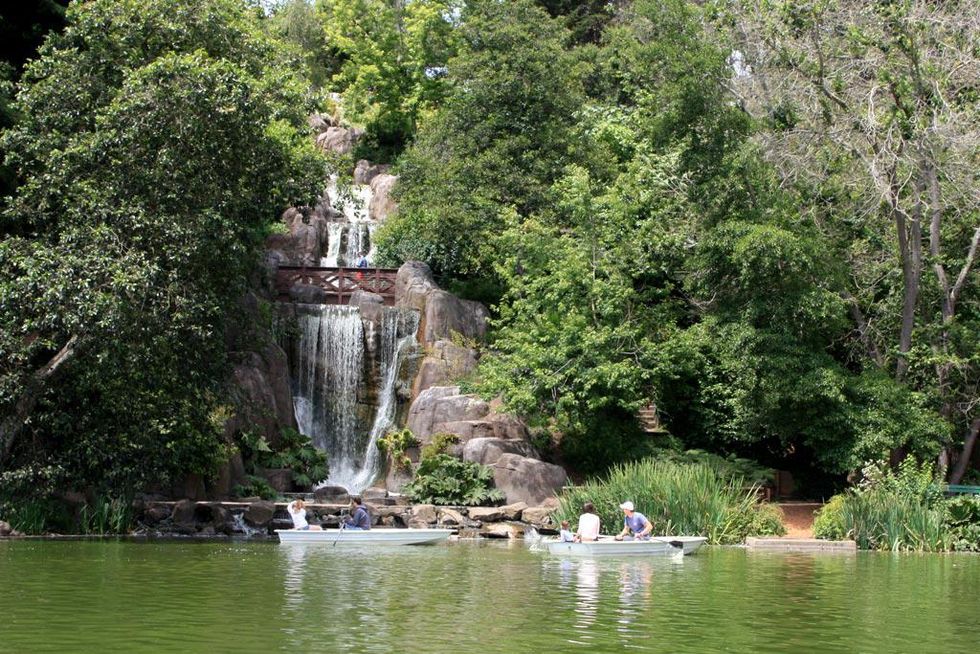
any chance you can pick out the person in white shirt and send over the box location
[286,499,322,531]
[575,502,601,542]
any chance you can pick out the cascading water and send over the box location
[321,222,344,267]
[324,175,376,266]
[292,305,364,469]
[348,309,419,491]
[289,303,418,493]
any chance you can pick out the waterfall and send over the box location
[346,308,419,492]
[321,222,343,267]
[345,222,369,264]
[289,303,418,494]
[292,305,364,472]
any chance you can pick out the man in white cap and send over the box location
[614,500,653,541]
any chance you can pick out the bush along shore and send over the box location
[813,460,980,552]
[554,460,786,544]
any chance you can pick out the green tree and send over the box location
[0,0,323,496]
[317,0,461,159]
[374,0,586,278]
[720,0,980,479]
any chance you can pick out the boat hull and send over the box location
[276,528,453,546]
[546,536,707,557]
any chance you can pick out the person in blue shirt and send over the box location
[342,495,371,530]
[613,501,653,540]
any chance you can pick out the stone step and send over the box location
[745,537,856,552]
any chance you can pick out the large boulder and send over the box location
[0,520,22,538]
[395,261,438,313]
[463,438,537,466]
[406,386,490,443]
[308,113,334,133]
[423,290,489,345]
[492,454,568,506]
[349,290,385,335]
[289,282,329,304]
[244,500,276,528]
[227,342,297,448]
[521,506,557,529]
[316,126,363,154]
[414,340,479,394]
[353,159,390,186]
[368,173,398,222]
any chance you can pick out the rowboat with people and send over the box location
[276,527,454,546]
[545,535,707,557]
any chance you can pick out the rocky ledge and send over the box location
[129,494,560,540]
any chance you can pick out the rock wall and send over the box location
[132,495,560,539]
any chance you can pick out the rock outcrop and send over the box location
[316,125,363,155]
[354,159,389,186]
[406,386,491,445]
[414,340,479,394]
[492,454,568,506]
[369,173,398,222]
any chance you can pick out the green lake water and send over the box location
[1,539,977,653]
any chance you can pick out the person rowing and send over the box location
[342,495,371,530]
[613,501,652,541]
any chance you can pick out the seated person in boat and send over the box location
[559,520,575,542]
[575,502,600,542]
[614,501,652,541]
[342,496,372,530]
[286,499,322,531]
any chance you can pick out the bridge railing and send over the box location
[276,266,400,306]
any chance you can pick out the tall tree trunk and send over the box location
[950,418,980,485]
[0,335,80,465]
[893,173,923,382]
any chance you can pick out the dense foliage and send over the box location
[370,0,976,486]
[813,460,980,551]
[554,459,785,544]
[0,0,323,513]
[1,0,976,526]
[404,432,505,506]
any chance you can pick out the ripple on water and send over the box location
[1,540,978,654]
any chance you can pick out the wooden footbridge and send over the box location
[276,266,399,306]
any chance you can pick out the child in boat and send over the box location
[559,520,575,542]
[286,499,322,531]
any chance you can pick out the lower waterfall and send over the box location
[289,303,418,493]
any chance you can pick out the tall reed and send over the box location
[554,459,784,544]
[815,490,951,552]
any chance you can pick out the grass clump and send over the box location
[813,459,980,552]
[554,459,785,544]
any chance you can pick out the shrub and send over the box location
[944,495,980,552]
[232,474,279,501]
[378,428,419,471]
[814,459,965,551]
[813,494,848,541]
[237,428,328,491]
[554,459,784,544]
[405,453,505,507]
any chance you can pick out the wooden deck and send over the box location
[276,266,399,305]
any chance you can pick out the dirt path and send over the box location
[775,503,822,538]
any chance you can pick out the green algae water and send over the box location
[1,540,977,653]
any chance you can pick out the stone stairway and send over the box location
[637,403,663,433]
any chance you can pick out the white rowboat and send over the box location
[276,528,453,546]
[546,535,707,557]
